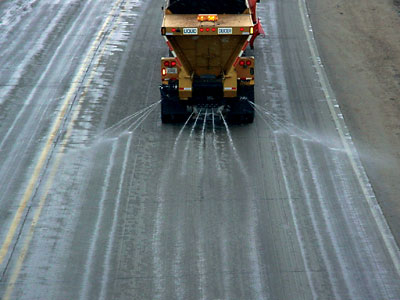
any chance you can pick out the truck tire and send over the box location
[228,85,255,124]
[241,85,255,123]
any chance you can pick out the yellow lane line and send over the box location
[1,3,124,296]
[0,0,123,274]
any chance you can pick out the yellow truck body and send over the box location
[160,0,262,123]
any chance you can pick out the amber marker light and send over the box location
[197,14,218,22]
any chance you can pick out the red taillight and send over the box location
[212,28,216,32]
[171,61,177,67]
[246,60,252,66]
[164,61,170,67]
[239,60,245,66]
[200,28,204,32]
[172,28,177,32]
[240,27,244,31]
[206,28,210,32]
[162,68,167,76]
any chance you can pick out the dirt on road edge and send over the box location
[306,0,400,246]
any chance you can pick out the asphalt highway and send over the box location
[0,0,400,299]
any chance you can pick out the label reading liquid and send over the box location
[183,28,198,35]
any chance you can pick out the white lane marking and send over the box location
[298,0,400,276]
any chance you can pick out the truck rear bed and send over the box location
[167,0,247,14]
[160,0,259,123]
[163,14,253,76]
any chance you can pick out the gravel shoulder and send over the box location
[306,0,400,245]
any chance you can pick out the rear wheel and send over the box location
[227,85,255,124]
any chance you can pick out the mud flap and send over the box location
[227,85,255,124]
[160,84,189,123]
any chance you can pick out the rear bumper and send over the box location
[160,82,253,108]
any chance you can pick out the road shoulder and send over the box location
[306,0,400,245]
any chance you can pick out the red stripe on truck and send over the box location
[233,57,240,67]
[166,41,174,51]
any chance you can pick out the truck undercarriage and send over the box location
[160,80,254,123]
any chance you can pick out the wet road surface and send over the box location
[0,0,400,299]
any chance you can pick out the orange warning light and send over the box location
[197,14,218,22]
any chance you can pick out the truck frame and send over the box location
[160,0,263,123]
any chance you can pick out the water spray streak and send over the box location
[251,101,343,152]
[291,139,345,299]
[196,211,207,300]
[96,100,160,138]
[274,135,318,299]
[80,102,159,154]
[198,110,208,175]
[172,112,195,153]
[220,112,268,300]
[126,101,158,133]
[99,134,133,300]
[251,101,303,134]
[180,112,201,177]
[79,141,118,300]
[220,113,248,175]
[212,112,222,173]
[153,111,194,299]
[173,211,186,300]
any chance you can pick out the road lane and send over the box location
[1,0,400,299]
[0,0,127,267]
[0,0,144,297]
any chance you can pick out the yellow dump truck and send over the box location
[160,0,263,123]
